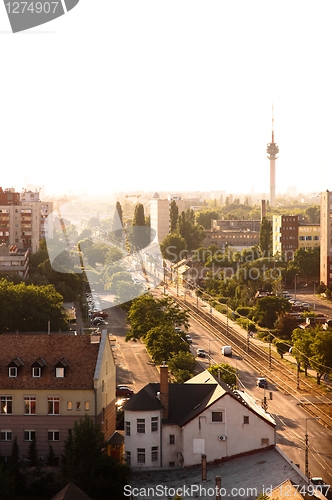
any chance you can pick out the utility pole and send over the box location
[268,340,272,369]
[305,417,319,478]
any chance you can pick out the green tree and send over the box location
[274,313,301,340]
[27,436,39,466]
[259,217,272,256]
[292,328,314,376]
[112,201,123,239]
[253,296,290,329]
[169,200,179,232]
[129,203,150,250]
[208,363,237,388]
[126,294,189,341]
[177,210,205,251]
[305,205,320,224]
[310,329,332,384]
[160,233,186,263]
[0,464,18,500]
[195,209,219,230]
[61,415,129,499]
[144,325,189,364]
[168,351,196,382]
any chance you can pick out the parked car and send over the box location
[185,334,192,344]
[116,385,134,398]
[197,348,206,358]
[221,346,232,356]
[92,317,105,325]
[256,377,268,388]
[92,311,108,319]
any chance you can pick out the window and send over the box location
[126,451,131,466]
[261,438,269,445]
[24,396,36,415]
[211,411,223,422]
[151,446,158,462]
[84,401,90,411]
[151,416,158,432]
[137,448,145,464]
[48,397,59,415]
[125,421,130,437]
[67,401,72,411]
[169,434,175,445]
[137,418,145,433]
[24,430,36,441]
[55,367,64,378]
[8,367,17,378]
[48,430,60,441]
[76,402,81,411]
[243,416,250,424]
[32,367,41,378]
[0,396,12,414]
[0,430,12,441]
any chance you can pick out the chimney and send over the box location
[159,362,169,419]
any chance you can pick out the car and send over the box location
[301,302,310,310]
[116,385,134,398]
[92,317,105,325]
[310,478,329,496]
[256,377,268,388]
[92,311,108,319]
[197,348,206,358]
[185,334,192,344]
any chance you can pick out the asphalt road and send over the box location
[107,288,332,486]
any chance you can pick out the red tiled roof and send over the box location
[0,334,100,390]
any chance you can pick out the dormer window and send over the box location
[31,358,47,378]
[8,357,24,377]
[9,367,17,378]
[55,358,69,378]
[32,367,41,378]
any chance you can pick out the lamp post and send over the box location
[305,417,319,478]
[294,273,298,301]
[313,281,316,311]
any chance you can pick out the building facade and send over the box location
[124,367,275,469]
[0,188,53,254]
[0,331,116,464]
[320,190,332,288]
[0,244,29,279]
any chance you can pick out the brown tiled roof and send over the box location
[0,334,99,390]
[51,482,93,500]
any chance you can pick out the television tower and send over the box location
[266,105,279,207]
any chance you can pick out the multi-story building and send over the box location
[273,215,320,261]
[0,188,53,253]
[0,244,29,279]
[320,189,332,288]
[149,194,186,244]
[124,366,276,469]
[0,330,116,464]
[203,220,261,251]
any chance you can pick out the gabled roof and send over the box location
[124,382,224,426]
[0,334,100,390]
[51,482,93,500]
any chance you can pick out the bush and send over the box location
[236,306,252,317]
[236,317,256,332]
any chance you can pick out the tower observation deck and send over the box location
[266,106,279,207]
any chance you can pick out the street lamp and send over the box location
[305,417,319,478]
[294,273,298,301]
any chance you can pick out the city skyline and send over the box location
[1,2,332,197]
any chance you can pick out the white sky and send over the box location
[1,1,332,199]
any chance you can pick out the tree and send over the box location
[305,205,320,224]
[274,340,290,359]
[274,313,301,340]
[208,363,237,388]
[292,328,314,376]
[259,217,272,256]
[61,415,129,499]
[195,209,219,230]
[112,201,123,239]
[169,200,179,232]
[253,296,290,329]
[177,210,205,251]
[27,436,39,466]
[310,329,332,384]
[160,233,186,264]
[167,351,196,382]
[128,203,150,250]
[144,325,189,364]
[126,294,189,341]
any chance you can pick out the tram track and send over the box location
[167,288,332,430]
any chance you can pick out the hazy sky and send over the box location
[1,1,332,199]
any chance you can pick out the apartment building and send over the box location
[273,215,320,261]
[149,195,186,243]
[0,244,29,279]
[0,187,53,254]
[320,189,332,288]
[0,331,116,464]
